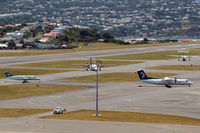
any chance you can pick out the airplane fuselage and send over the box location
[141,77,192,86]
[137,70,192,88]
[8,75,40,81]
[89,64,98,71]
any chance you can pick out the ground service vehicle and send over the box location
[53,107,65,114]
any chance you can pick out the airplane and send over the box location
[85,57,103,71]
[178,51,191,61]
[137,70,192,88]
[5,72,40,83]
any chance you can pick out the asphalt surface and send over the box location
[1,44,200,133]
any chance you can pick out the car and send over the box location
[53,107,65,114]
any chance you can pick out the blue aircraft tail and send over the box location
[137,70,153,80]
[5,72,13,77]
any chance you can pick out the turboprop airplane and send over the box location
[178,51,191,61]
[137,70,192,88]
[85,57,103,71]
[5,72,40,83]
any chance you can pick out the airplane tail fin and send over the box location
[137,70,150,80]
[5,72,13,77]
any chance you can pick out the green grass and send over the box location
[0,68,73,79]
[100,51,179,60]
[148,65,200,71]
[42,110,200,126]
[63,72,176,82]
[0,42,198,57]
[0,85,86,100]
[0,108,51,117]
[15,60,142,69]
[100,48,200,60]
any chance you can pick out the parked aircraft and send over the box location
[137,70,192,88]
[5,72,40,83]
[85,57,103,71]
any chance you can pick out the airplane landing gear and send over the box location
[22,80,28,83]
[165,84,171,88]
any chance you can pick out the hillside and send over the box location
[0,0,200,37]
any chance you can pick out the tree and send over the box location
[143,38,148,43]
[102,33,114,40]
[8,40,16,49]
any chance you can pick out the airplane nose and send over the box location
[189,81,192,85]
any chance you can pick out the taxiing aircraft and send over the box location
[137,70,192,88]
[85,57,102,71]
[178,51,191,61]
[5,72,40,83]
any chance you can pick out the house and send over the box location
[34,43,60,49]
[6,32,23,40]
[0,42,8,48]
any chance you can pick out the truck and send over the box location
[53,107,66,114]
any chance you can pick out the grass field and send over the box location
[148,65,200,71]
[63,72,176,82]
[100,51,179,60]
[0,108,51,117]
[0,42,198,57]
[0,68,73,79]
[0,85,86,100]
[42,110,200,126]
[100,48,200,60]
[16,60,142,69]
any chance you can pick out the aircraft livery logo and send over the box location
[140,72,145,78]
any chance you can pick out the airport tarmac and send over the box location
[0,44,200,133]
[0,43,199,66]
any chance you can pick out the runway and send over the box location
[1,43,200,133]
[0,43,199,66]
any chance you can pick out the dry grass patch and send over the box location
[186,48,200,56]
[42,110,200,126]
[0,68,73,79]
[0,108,51,117]
[16,60,142,69]
[0,85,86,100]
[63,72,176,82]
[148,65,200,71]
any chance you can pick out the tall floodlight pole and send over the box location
[86,58,101,117]
[96,64,99,117]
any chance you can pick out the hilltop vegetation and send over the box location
[53,28,120,44]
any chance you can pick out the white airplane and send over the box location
[137,70,192,88]
[178,51,191,61]
[5,72,40,83]
[85,57,102,71]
